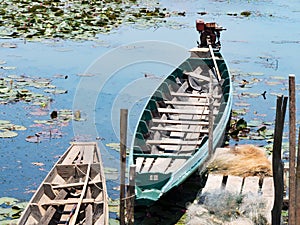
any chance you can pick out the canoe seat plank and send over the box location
[151,125,207,133]
[184,71,210,82]
[158,107,216,115]
[42,199,103,206]
[171,91,221,99]
[52,180,99,189]
[165,100,220,107]
[152,118,209,126]
[147,139,202,145]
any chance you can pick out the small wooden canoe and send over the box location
[18,142,109,225]
[128,27,232,205]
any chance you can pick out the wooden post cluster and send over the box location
[271,95,288,225]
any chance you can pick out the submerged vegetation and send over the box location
[0,0,185,40]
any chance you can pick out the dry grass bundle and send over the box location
[207,145,272,177]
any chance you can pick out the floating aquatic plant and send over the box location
[0,0,186,40]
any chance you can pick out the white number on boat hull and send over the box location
[149,174,159,181]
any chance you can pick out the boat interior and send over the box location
[132,51,231,187]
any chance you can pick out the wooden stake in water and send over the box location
[126,165,136,225]
[272,95,288,225]
[120,109,128,225]
[289,74,296,225]
[296,127,300,224]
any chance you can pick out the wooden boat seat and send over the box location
[152,118,209,126]
[171,91,221,98]
[158,107,217,115]
[165,100,220,107]
[184,70,210,82]
[146,139,203,145]
[51,180,100,189]
[151,125,208,133]
[42,199,104,206]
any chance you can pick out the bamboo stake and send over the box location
[289,74,296,225]
[120,109,128,225]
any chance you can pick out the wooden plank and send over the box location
[225,176,243,194]
[38,189,68,224]
[147,139,202,145]
[201,174,224,193]
[140,158,154,172]
[135,157,145,173]
[184,71,210,82]
[29,204,43,222]
[42,198,101,206]
[52,182,85,189]
[262,177,274,224]
[165,159,186,173]
[151,125,207,133]
[158,107,216,115]
[165,100,220,107]
[68,162,92,225]
[150,158,173,173]
[261,177,274,198]
[171,91,221,99]
[52,180,100,189]
[242,176,260,194]
[152,118,209,126]
[43,183,56,199]
[83,146,94,164]
[62,146,81,164]
[170,131,185,138]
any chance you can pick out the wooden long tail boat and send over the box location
[128,21,233,205]
[18,142,109,225]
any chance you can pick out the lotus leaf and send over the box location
[0,197,18,206]
[0,130,18,138]
[44,89,67,94]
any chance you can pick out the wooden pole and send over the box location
[289,74,296,225]
[208,60,214,157]
[271,95,288,225]
[126,165,136,225]
[120,109,128,225]
[296,128,300,223]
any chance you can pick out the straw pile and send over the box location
[207,145,272,177]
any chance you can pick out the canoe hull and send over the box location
[18,142,109,225]
[129,47,233,205]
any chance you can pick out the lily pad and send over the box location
[0,130,18,138]
[0,197,18,206]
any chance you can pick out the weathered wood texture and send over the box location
[272,95,288,225]
[289,74,296,225]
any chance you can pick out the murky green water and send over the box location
[0,0,300,223]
